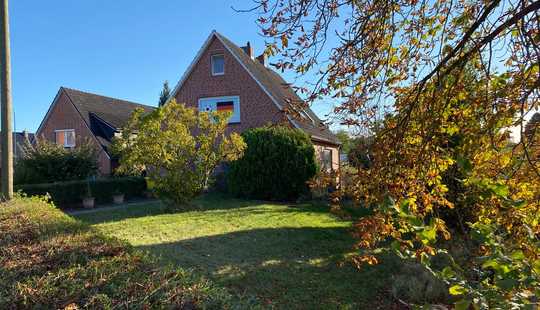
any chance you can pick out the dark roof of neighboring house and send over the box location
[172,31,340,145]
[0,131,35,158]
[61,87,155,154]
[63,87,155,129]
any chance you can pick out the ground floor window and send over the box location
[322,149,333,171]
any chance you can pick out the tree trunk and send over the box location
[0,0,13,200]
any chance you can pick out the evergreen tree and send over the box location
[158,80,170,107]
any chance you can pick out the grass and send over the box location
[75,193,401,309]
[0,195,250,309]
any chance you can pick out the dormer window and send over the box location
[211,54,225,75]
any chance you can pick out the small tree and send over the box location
[158,80,171,107]
[113,100,246,206]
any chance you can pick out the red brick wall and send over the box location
[37,89,112,175]
[174,37,287,135]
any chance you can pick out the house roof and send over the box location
[170,31,340,146]
[60,87,155,154]
[0,131,35,159]
[63,87,155,130]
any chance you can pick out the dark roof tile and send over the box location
[63,87,155,130]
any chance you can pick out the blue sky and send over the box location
[9,0,333,132]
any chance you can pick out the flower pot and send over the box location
[113,194,125,205]
[82,197,95,209]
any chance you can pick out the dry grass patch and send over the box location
[0,195,253,309]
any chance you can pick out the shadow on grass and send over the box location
[74,193,347,226]
[136,226,400,309]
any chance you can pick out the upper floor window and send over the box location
[55,129,75,148]
[211,54,225,76]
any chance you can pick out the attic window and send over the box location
[55,129,75,148]
[211,54,224,76]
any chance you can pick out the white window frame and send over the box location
[322,149,333,171]
[211,54,225,76]
[55,129,76,148]
[198,96,241,124]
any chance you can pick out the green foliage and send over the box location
[227,126,318,200]
[0,195,247,308]
[334,130,354,154]
[14,138,98,185]
[113,100,246,207]
[347,135,374,169]
[15,177,146,208]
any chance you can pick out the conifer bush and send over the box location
[227,126,318,200]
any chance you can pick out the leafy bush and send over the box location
[15,139,98,185]
[227,126,318,200]
[15,177,147,208]
[0,195,251,308]
[113,101,246,207]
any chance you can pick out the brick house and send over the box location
[169,31,340,171]
[36,87,154,174]
[0,131,35,169]
[36,31,340,175]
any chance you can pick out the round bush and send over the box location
[227,126,318,200]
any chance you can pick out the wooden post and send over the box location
[0,0,13,200]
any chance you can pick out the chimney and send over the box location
[241,41,253,58]
[23,130,28,141]
[256,53,267,67]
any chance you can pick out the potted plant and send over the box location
[82,181,95,209]
[112,189,125,205]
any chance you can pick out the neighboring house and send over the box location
[0,131,35,161]
[36,87,154,174]
[169,30,340,171]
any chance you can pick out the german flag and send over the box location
[217,101,234,112]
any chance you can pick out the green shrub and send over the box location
[15,139,98,185]
[15,177,147,207]
[227,126,318,200]
[0,195,251,308]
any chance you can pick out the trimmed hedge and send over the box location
[15,177,147,208]
[227,126,318,200]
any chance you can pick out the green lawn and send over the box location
[74,194,399,309]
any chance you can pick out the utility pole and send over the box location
[0,0,13,200]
